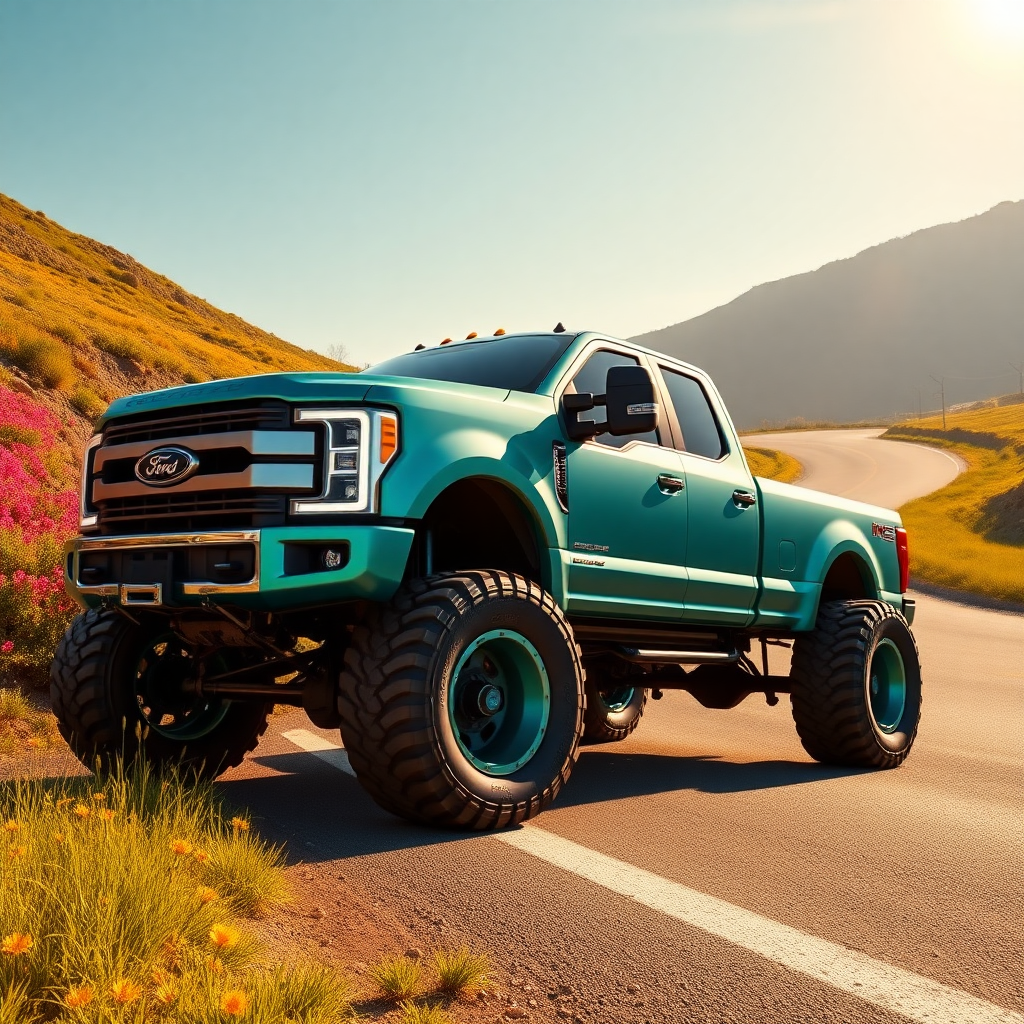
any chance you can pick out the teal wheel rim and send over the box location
[868,638,907,734]
[135,636,230,741]
[448,629,551,777]
[599,686,635,713]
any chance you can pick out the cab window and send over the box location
[660,368,726,459]
[567,350,659,449]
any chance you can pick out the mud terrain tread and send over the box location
[789,599,921,769]
[50,608,271,776]
[338,570,585,828]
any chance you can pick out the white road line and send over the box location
[279,731,1023,1024]
[281,728,355,776]
[497,828,1024,1024]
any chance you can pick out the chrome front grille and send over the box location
[87,401,321,535]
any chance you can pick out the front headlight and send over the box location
[290,408,399,515]
[80,434,102,530]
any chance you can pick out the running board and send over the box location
[611,645,739,666]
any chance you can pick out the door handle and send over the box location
[732,489,757,508]
[657,474,685,494]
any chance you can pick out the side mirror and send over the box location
[604,365,659,436]
[562,365,659,440]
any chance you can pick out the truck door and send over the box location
[656,365,760,626]
[562,348,689,621]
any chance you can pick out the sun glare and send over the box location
[975,0,1024,39]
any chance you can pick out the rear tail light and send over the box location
[896,527,910,593]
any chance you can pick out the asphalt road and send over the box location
[221,429,1022,1024]
[744,427,964,508]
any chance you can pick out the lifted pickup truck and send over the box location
[52,329,921,829]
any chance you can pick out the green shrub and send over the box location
[92,331,145,362]
[9,335,75,390]
[69,386,106,421]
[47,320,81,345]
[106,267,139,287]
[432,946,489,994]
[369,955,422,1001]
[399,1001,454,1024]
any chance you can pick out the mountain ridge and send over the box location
[632,200,1024,429]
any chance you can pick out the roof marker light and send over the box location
[440,338,452,345]
[494,328,506,335]
[465,332,478,340]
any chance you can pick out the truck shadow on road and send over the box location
[562,749,871,805]
[216,748,870,865]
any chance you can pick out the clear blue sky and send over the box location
[2,0,1022,365]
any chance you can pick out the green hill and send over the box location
[0,192,347,438]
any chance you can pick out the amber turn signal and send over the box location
[379,413,399,466]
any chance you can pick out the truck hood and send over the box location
[99,372,511,426]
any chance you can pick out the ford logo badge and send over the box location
[134,446,200,487]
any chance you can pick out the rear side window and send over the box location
[568,350,658,449]
[660,368,725,460]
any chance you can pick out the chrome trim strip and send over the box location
[69,531,261,602]
[93,430,316,470]
[92,464,314,502]
[75,530,260,550]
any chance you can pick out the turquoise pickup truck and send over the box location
[52,328,921,829]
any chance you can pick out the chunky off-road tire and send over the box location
[50,609,271,778]
[338,570,585,829]
[582,660,647,743]
[790,599,922,769]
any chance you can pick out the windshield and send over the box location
[368,334,573,392]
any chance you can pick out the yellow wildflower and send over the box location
[3,820,18,833]
[193,848,209,863]
[100,808,114,822]
[208,923,238,949]
[170,838,192,856]
[73,804,90,819]
[154,981,177,1006]
[206,955,225,974]
[109,978,141,1004]
[1,932,32,956]
[230,816,249,832]
[64,985,94,1008]
[198,886,218,904]
[53,832,65,844]
[92,792,106,802]
[220,990,250,1016]
[8,845,26,860]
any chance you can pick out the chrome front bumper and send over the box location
[67,530,261,604]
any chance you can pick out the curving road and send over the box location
[744,427,964,509]
[218,430,1022,1024]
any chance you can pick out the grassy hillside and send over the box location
[883,394,1024,603]
[634,200,1024,429]
[742,445,802,484]
[0,193,351,685]
[0,192,347,433]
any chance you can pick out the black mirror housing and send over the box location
[604,365,659,436]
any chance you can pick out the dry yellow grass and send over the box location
[884,398,1024,603]
[0,193,351,416]
[743,445,803,483]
